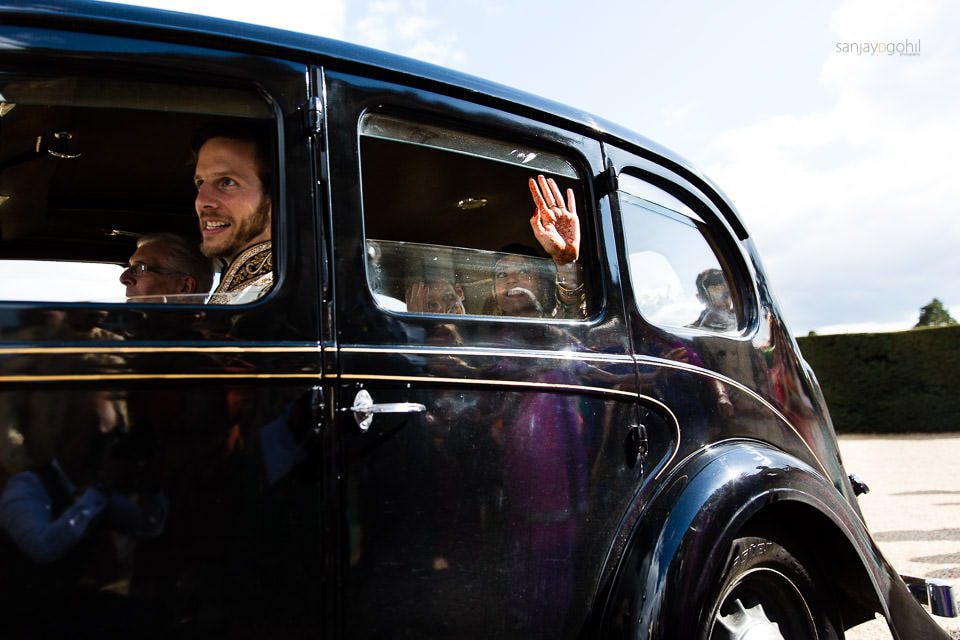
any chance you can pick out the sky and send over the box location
[101,0,960,335]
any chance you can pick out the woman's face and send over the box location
[494,255,542,317]
[407,280,465,315]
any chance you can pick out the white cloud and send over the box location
[660,103,697,128]
[476,1,505,18]
[98,0,347,38]
[702,0,960,334]
[350,0,466,67]
[829,0,941,40]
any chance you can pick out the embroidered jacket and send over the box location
[209,241,273,304]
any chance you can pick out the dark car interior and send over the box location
[0,74,270,298]
[358,113,594,317]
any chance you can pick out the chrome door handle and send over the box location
[347,389,426,431]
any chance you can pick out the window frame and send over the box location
[0,31,297,312]
[0,23,321,347]
[613,164,758,339]
[355,106,606,325]
[324,70,620,354]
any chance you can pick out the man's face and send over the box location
[119,241,195,299]
[194,137,271,261]
[494,255,542,317]
[705,281,731,311]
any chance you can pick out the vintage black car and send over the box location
[0,1,951,638]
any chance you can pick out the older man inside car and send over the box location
[120,232,214,303]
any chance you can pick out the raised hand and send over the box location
[528,174,580,265]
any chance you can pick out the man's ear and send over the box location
[180,276,198,294]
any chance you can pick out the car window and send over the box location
[0,260,123,302]
[0,74,274,305]
[359,113,596,320]
[618,173,741,332]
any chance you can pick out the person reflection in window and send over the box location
[0,400,166,565]
[692,268,735,331]
[483,177,589,635]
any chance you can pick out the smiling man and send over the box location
[193,124,274,304]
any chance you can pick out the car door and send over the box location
[0,19,327,637]
[605,144,844,485]
[322,70,673,637]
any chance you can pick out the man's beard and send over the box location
[202,197,271,261]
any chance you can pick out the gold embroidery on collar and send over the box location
[215,241,273,293]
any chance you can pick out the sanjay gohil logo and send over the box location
[835,39,921,56]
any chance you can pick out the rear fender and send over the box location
[596,439,942,639]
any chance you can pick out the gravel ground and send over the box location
[839,434,960,640]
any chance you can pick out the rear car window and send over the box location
[359,113,597,320]
[618,173,742,332]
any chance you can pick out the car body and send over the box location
[0,1,950,637]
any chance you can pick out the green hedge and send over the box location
[797,326,960,433]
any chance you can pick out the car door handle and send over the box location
[346,389,426,431]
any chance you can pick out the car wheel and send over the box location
[704,536,841,640]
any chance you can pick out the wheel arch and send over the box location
[596,440,886,639]
[732,499,882,630]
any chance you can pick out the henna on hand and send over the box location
[528,174,580,265]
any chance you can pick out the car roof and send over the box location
[0,0,748,239]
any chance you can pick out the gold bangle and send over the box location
[556,281,585,295]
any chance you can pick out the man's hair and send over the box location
[695,268,726,298]
[191,122,274,192]
[137,232,215,293]
[498,242,542,259]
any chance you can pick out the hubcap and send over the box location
[711,566,818,640]
[717,599,785,640]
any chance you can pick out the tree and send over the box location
[914,298,958,328]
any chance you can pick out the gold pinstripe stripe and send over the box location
[0,373,320,383]
[0,346,320,355]
[0,344,827,478]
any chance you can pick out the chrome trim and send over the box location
[347,389,426,431]
[339,345,633,364]
[337,372,680,478]
[340,374,639,400]
[929,580,957,618]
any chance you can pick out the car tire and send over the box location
[703,535,842,640]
